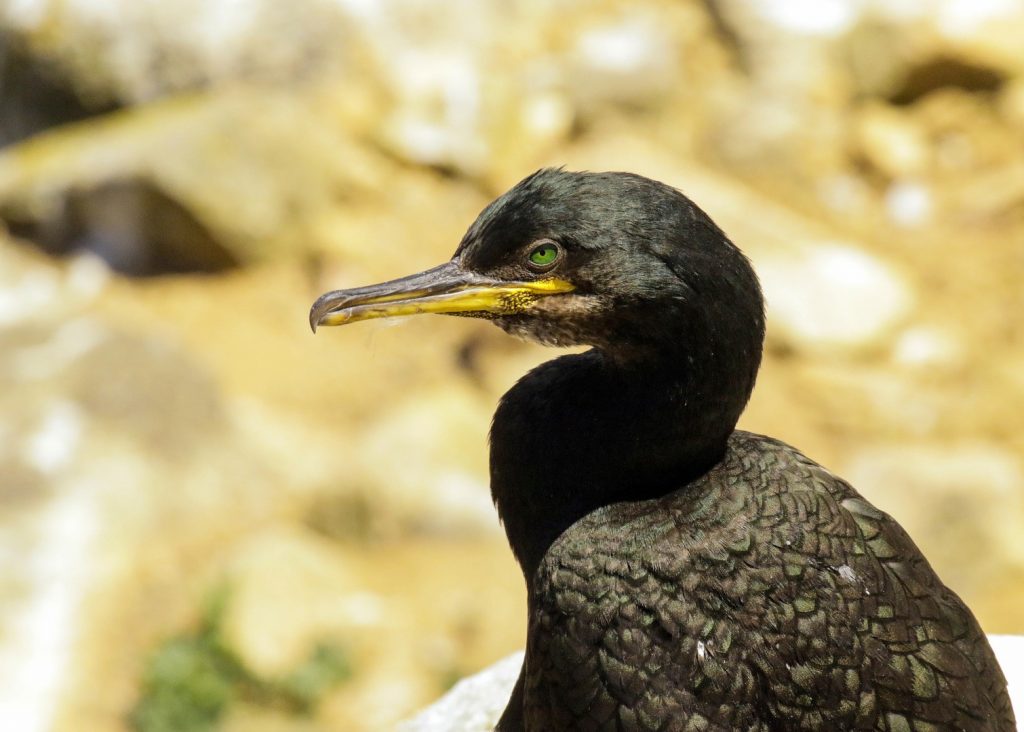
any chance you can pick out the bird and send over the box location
[309,169,1015,731]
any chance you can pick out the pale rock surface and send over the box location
[756,243,914,354]
[891,325,962,369]
[567,12,679,110]
[884,180,934,228]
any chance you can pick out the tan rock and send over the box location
[855,104,930,178]
[1,0,358,101]
[891,325,963,369]
[844,444,1024,606]
[883,179,934,228]
[999,79,1024,131]
[932,3,1024,76]
[218,526,385,679]
[352,387,500,538]
[566,11,680,110]
[914,90,1019,179]
[0,87,394,269]
[757,243,915,354]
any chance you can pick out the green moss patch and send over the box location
[130,586,352,732]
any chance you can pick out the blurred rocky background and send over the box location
[0,0,1022,730]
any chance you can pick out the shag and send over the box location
[310,169,1014,731]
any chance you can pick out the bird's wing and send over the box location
[524,432,1015,731]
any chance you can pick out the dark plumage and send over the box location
[310,169,1014,731]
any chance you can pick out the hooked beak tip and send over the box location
[309,290,340,333]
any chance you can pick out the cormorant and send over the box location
[310,169,1015,731]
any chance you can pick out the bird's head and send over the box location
[311,168,765,367]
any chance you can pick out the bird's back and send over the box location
[522,431,1015,731]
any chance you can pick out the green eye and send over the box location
[528,241,560,268]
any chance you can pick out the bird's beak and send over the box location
[309,260,575,332]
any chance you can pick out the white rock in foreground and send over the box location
[402,639,1023,731]
[399,651,523,732]
[991,635,1024,729]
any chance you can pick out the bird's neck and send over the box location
[490,343,754,584]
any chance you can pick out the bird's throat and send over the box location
[489,347,747,585]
